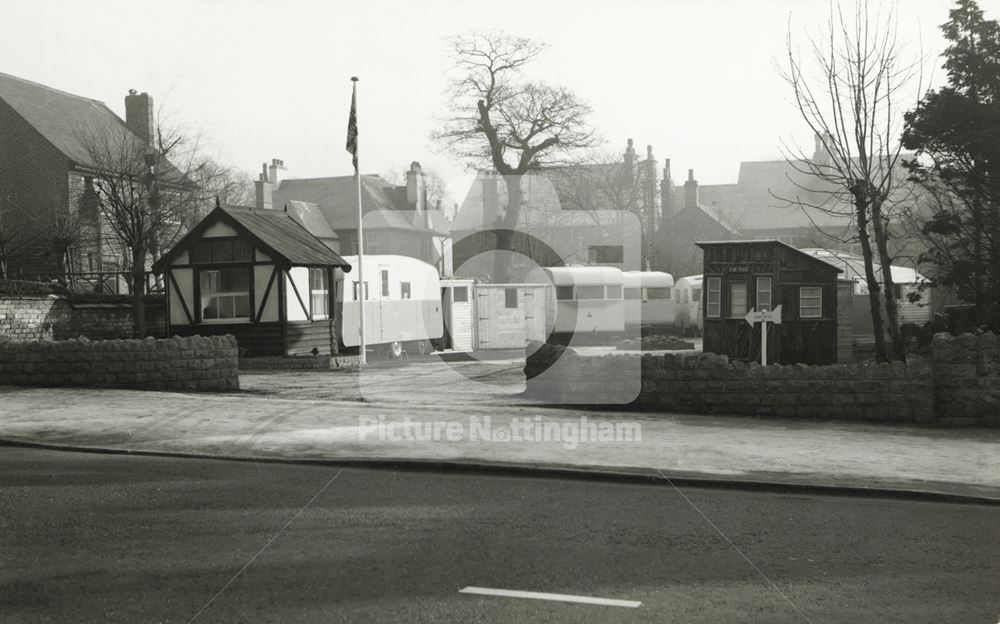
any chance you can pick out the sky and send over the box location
[0,0,959,203]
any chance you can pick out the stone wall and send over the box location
[0,335,239,391]
[931,333,1000,426]
[0,294,165,342]
[526,342,938,425]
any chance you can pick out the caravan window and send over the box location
[646,287,671,300]
[400,282,411,299]
[624,288,641,300]
[577,285,604,300]
[381,270,390,297]
[606,285,622,299]
[556,286,574,300]
[352,281,370,301]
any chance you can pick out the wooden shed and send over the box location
[474,283,548,349]
[439,278,475,352]
[152,204,351,357]
[696,240,843,365]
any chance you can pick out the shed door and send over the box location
[477,288,528,349]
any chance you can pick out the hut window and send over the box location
[400,282,412,300]
[199,268,250,322]
[624,288,641,300]
[505,288,518,308]
[453,286,469,302]
[729,282,747,318]
[646,287,671,300]
[706,278,721,318]
[191,239,251,264]
[756,277,772,312]
[556,286,574,301]
[310,269,329,319]
[606,285,622,300]
[577,285,604,300]
[800,287,823,318]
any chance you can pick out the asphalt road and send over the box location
[1,448,998,624]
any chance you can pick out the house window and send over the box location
[800,287,823,318]
[729,282,747,318]
[587,245,624,264]
[505,288,518,309]
[310,268,329,319]
[556,286,574,301]
[453,286,469,302]
[191,238,251,264]
[577,285,605,300]
[606,285,622,299]
[706,278,721,318]
[756,277,772,312]
[646,287,671,300]
[400,281,411,299]
[200,268,250,322]
[365,231,384,254]
[381,269,389,297]
[353,281,369,301]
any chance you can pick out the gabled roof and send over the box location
[283,200,339,240]
[695,239,843,273]
[153,205,351,273]
[0,71,188,183]
[273,175,449,235]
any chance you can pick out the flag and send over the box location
[346,82,358,174]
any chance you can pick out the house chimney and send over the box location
[623,138,636,186]
[482,170,499,224]
[268,158,286,187]
[124,90,154,144]
[813,132,833,166]
[660,159,675,218]
[684,168,699,210]
[254,163,273,210]
[406,161,425,212]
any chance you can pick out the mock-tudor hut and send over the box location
[152,204,351,356]
[695,240,843,365]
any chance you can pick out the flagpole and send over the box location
[350,76,366,366]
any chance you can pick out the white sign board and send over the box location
[744,305,783,365]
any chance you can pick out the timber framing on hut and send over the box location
[152,204,352,357]
[696,239,845,365]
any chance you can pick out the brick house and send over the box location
[0,71,179,281]
[255,159,452,276]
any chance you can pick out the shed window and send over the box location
[800,287,823,318]
[756,277,772,312]
[505,288,518,309]
[646,287,671,300]
[556,286,574,301]
[453,286,468,302]
[400,281,411,300]
[577,285,605,300]
[606,285,622,300]
[310,268,329,319]
[729,282,747,318]
[200,268,250,322]
[706,278,721,318]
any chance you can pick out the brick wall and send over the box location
[526,341,937,424]
[0,294,165,342]
[931,333,1000,426]
[0,334,239,391]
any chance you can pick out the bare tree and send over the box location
[75,117,202,335]
[433,31,596,281]
[779,2,920,361]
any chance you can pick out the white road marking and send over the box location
[459,586,641,608]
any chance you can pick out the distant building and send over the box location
[0,72,185,279]
[255,160,452,276]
